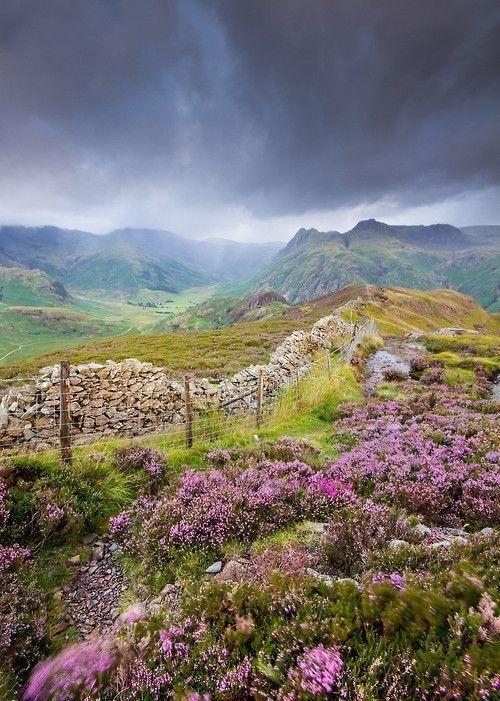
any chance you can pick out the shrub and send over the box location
[111,460,354,565]
[0,481,47,687]
[321,499,413,575]
[23,571,499,700]
[265,436,320,462]
[115,445,167,481]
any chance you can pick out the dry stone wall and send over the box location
[0,310,353,451]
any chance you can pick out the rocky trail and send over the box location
[60,535,184,639]
[62,536,125,638]
[364,339,424,394]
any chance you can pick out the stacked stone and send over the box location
[0,358,217,451]
[218,312,353,414]
[0,309,353,450]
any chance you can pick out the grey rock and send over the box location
[205,561,223,574]
[216,559,248,582]
[479,527,494,538]
[335,577,360,588]
[429,540,452,550]
[388,539,409,550]
[306,568,334,585]
[414,524,432,537]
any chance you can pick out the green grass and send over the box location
[0,285,218,369]
[0,317,310,381]
[444,367,477,386]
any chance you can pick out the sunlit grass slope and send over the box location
[1,285,497,380]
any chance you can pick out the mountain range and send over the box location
[0,225,283,295]
[0,219,499,312]
[248,220,500,311]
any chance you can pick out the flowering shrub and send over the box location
[420,365,444,384]
[284,644,343,698]
[266,436,321,462]
[321,499,413,575]
[0,481,46,687]
[23,568,500,700]
[409,355,429,377]
[204,448,232,466]
[371,571,405,590]
[112,461,353,562]
[327,390,499,526]
[115,445,167,480]
[23,638,117,701]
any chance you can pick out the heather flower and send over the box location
[205,448,232,466]
[322,499,412,575]
[23,638,116,701]
[108,508,133,539]
[0,480,9,533]
[117,460,352,560]
[288,645,343,696]
[269,436,320,462]
[0,543,30,575]
[372,571,405,590]
[327,392,499,526]
[115,445,167,480]
[41,502,65,531]
[119,603,145,626]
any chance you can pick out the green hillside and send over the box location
[1,285,497,381]
[437,249,499,310]
[0,305,125,364]
[248,220,499,309]
[65,246,212,294]
[0,266,71,307]
[157,290,290,331]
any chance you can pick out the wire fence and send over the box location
[0,314,378,461]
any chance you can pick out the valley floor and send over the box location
[0,286,216,367]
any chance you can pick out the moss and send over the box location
[250,525,304,555]
[444,367,476,386]
[375,381,407,400]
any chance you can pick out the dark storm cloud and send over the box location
[0,0,499,228]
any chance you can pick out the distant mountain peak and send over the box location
[351,218,385,229]
[284,227,341,252]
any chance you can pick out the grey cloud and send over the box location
[0,0,499,231]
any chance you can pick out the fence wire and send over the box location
[0,314,378,457]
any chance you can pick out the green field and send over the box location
[0,286,217,366]
[1,285,498,382]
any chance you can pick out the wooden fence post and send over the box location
[184,374,193,448]
[295,367,301,401]
[326,350,332,378]
[59,360,72,466]
[256,369,264,428]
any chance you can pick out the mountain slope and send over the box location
[106,229,283,281]
[0,225,283,294]
[0,225,100,278]
[251,219,499,308]
[0,266,72,306]
[460,225,500,245]
[65,246,213,294]
[436,249,499,311]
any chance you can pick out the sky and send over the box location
[0,0,499,242]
